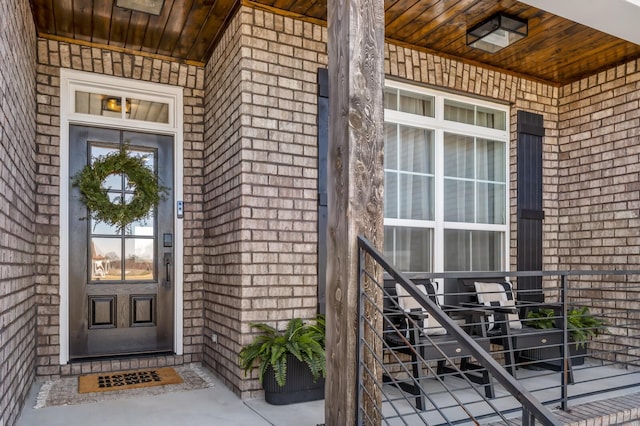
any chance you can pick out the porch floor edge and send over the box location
[490,392,640,425]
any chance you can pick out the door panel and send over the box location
[69,125,174,359]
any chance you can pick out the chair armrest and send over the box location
[441,304,492,316]
[406,308,426,321]
[460,302,518,315]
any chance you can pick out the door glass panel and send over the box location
[102,172,122,190]
[88,143,157,283]
[91,238,122,281]
[92,218,119,236]
[127,213,154,236]
[123,149,155,188]
[124,238,154,281]
[91,145,117,160]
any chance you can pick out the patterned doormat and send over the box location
[78,367,183,393]
[35,363,216,408]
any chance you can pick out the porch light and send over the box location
[102,97,131,114]
[116,0,164,15]
[467,13,528,53]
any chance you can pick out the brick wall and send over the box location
[203,6,328,397]
[0,0,37,424]
[34,40,206,377]
[202,4,245,393]
[557,61,640,363]
[558,62,640,270]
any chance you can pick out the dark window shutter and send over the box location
[317,68,328,315]
[516,110,545,303]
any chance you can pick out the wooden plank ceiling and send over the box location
[30,0,640,84]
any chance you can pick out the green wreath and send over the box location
[73,147,167,232]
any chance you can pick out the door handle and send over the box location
[163,252,172,289]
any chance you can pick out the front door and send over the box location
[69,125,174,359]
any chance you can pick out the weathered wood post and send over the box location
[325,0,385,422]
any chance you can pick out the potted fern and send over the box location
[239,315,326,405]
[526,306,607,365]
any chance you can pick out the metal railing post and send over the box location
[560,273,569,411]
[356,245,365,425]
[523,407,535,426]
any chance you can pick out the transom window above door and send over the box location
[383,81,509,274]
[63,73,180,132]
[75,91,170,124]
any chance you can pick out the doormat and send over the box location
[78,367,183,394]
[35,363,216,409]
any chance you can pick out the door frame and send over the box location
[59,69,184,364]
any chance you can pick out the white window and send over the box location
[383,81,509,273]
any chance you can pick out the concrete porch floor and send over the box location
[16,368,325,426]
[15,362,640,425]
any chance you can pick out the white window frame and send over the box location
[59,69,184,364]
[384,79,510,275]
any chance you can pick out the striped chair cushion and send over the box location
[396,283,447,336]
[474,281,523,330]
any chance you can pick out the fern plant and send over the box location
[239,316,326,387]
[527,306,607,348]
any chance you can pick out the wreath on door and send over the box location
[73,146,167,232]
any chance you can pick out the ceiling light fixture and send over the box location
[116,0,165,15]
[467,13,528,53]
[102,97,131,114]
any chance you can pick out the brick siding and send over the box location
[203,5,328,397]
[557,62,640,362]
[34,40,206,378]
[0,0,37,425]
[558,63,640,270]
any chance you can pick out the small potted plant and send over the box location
[239,315,326,405]
[526,306,607,365]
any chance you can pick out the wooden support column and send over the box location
[326,0,385,422]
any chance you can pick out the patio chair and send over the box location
[458,278,573,381]
[383,278,494,410]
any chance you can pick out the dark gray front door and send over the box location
[69,126,174,359]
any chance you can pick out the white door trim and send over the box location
[59,69,184,364]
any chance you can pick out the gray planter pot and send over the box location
[263,353,325,405]
[519,340,587,369]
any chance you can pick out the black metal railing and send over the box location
[356,236,562,425]
[356,236,640,425]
